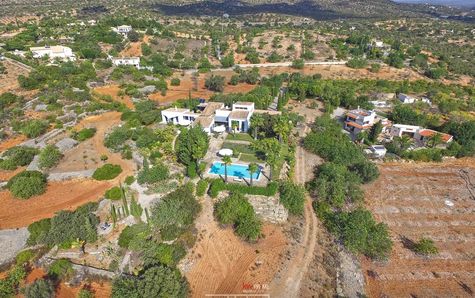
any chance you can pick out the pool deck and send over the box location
[202,133,271,186]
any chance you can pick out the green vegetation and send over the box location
[105,186,122,200]
[72,127,96,141]
[38,145,62,169]
[215,192,262,241]
[137,162,169,185]
[209,179,278,198]
[92,164,122,180]
[24,279,54,298]
[19,119,49,138]
[176,126,209,177]
[15,250,36,266]
[306,115,391,259]
[48,259,73,280]
[0,265,26,297]
[0,146,38,171]
[413,237,438,255]
[27,202,99,248]
[205,75,225,92]
[150,184,201,241]
[112,265,188,298]
[279,181,305,216]
[7,170,47,199]
[118,223,150,248]
[196,179,209,197]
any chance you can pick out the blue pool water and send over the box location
[208,162,261,180]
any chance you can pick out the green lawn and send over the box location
[222,142,256,156]
[225,133,254,142]
[271,144,289,180]
[239,153,263,163]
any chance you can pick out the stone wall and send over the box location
[247,195,288,223]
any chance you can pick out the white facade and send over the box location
[30,46,76,61]
[161,102,255,135]
[111,57,140,68]
[113,25,132,37]
[344,108,377,134]
[390,124,453,146]
[369,145,387,158]
[398,93,417,104]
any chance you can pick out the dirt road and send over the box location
[269,100,324,297]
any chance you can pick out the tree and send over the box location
[248,163,258,186]
[176,126,209,175]
[291,58,305,69]
[231,121,239,136]
[220,53,234,68]
[250,113,264,140]
[127,30,140,42]
[24,279,54,298]
[368,121,383,143]
[427,133,443,148]
[252,138,281,180]
[273,116,291,143]
[222,156,232,183]
[38,145,62,169]
[205,75,225,92]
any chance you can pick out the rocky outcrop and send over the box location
[247,195,288,223]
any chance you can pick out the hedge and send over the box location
[92,164,122,180]
[196,180,209,197]
[7,170,47,199]
[208,179,278,198]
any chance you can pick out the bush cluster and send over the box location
[196,180,209,197]
[0,146,38,171]
[92,164,122,180]
[105,186,122,200]
[72,127,96,141]
[7,170,47,199]
[209,179,278,198]
[215,192,262,241]
[279,181,305,216]
[137,163,169,185]
[38,145,62,169]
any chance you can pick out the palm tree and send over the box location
[397,135,414,152]
[427,133,443,148]
[273,116,291,143]
[222,156,232,183]
[248,163,258,186]
[251,114,264,140]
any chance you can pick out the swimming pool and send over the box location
[208,161,261,180]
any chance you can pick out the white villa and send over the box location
[398,93,417,104]
[344,108,390,135]
[30,46,76,61]
[113,25,132,37]
[111,57,140,68]
[161,101,256,134]
[390,124,453,146]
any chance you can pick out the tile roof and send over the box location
[229,110,249,120]
[202,102,224,116]
[194,115,214,128]
[418,129,453,143]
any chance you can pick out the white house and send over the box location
[161,101,255,135]
[398,93,417,104]
[390,124,453,146]
[367,145,387,158]
[113,25,132,37]
[111,57,140,68]
[30,46,76,61]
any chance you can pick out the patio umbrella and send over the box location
[218,148,233,157]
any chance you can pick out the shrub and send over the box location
[48,259,73,280]
[0,146,38,170]
[78,288,94,298]
[204,75,225,92]
[20,120,48,138]
[291,58,304,69]
[349,161,380,183]
[279,181,305,216]
[93,164,122,180]
[215,192,261,241]
[7,170,47,199]
[105,186,122,200]
[104,127,131,151]
[151,184,200,241]
[15,250,35,265]
[118,223,150,248]
[170,78,180,86]
[196,180,209,197]
[38,145,62,169]
[154,243,186,267]
[413,237,438,255]
[27,218,51,245]
[24,279,54,298]
[0,265,26,297]
[125,176,135,185]
[73,127,96,141]
[112,266,188,298]
[209,179,278,198]
[137,163,169,185]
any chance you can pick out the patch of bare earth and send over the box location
[183,196,287,297]
[362,159,475,297]
[93,85,134,109]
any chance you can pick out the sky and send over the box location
[393,0,475,7]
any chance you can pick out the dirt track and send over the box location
[362,160,475,297]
